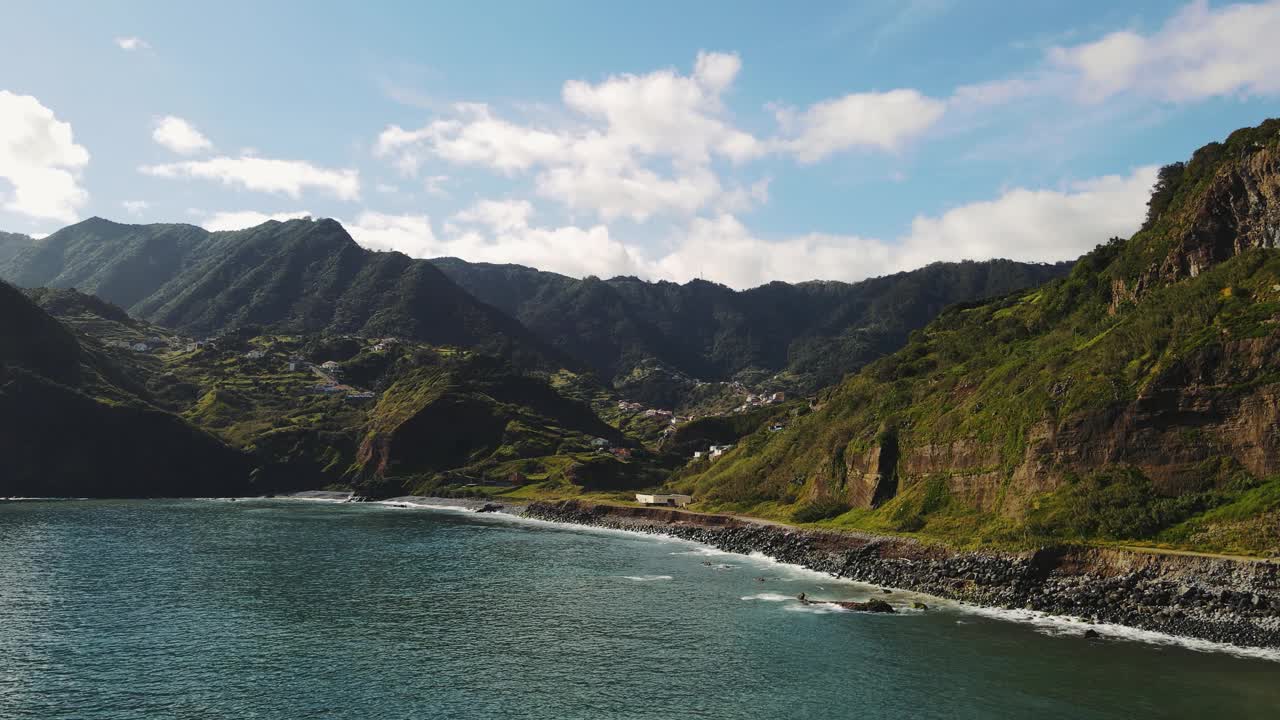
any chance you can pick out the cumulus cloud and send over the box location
[141,156,360,200]
[892,166,1157,268]
[375,52,766,221]
[200,209,313,231]
[340,202,645,279]
[341,166,1151,288]
[774,89,947,162]
[0,90,90,222]
[115,36,149,51]
[152,116,213,155]
[344,211,440,257]
[651,166,1157,288]
[1051,0,1280,102]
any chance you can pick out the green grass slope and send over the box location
[673,119,1280,557]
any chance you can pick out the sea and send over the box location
[0,498,1276,719]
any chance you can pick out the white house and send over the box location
[245,350,266,360]
[320,361,341,372]
[635,493,693,508]
[692,451,704,459]
[709,444,734,459]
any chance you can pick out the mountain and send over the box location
[0,280,255,497]
[672,119,1280,557]
[0,218,560,368]
[0,231,34,265]
[429,256,1072,399]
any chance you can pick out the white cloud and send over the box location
[652,166,1156,288]
[122,200,149,216]
[0,91,90,223]
[1051,0,1280,102]
[341,166,1151,288]
[451,199,533,233]
[115,36,149,51]
[200,209,313,232]
[152,115,213,155]
[535,164,729,222]
[341,202,645,278]
[423,175,449,196]
[374,52,765,222]
[141,156,360,200]
[376,104,568,175]
[894,166,1157,268]
[344,211,440,257]
[774,89,947,162]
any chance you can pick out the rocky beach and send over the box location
[524,500,1280,650]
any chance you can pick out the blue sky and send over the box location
[2,0,1279,287]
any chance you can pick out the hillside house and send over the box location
[245,350,266,360]
[692,451,704,459]
[131,342,149,352]
[709,444,734,459]
[320,361,341,372]
[635,493,693,508]
[590,437,611,449]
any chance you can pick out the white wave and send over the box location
[622,575,674,582]
[261,492,355,504]
[670,547,732,557]
[954,603,1280,663]
[1,497,89,501]
[371,499,476,513]
[784,602,848,615]
[741,592,796,602]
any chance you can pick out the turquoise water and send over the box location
[0,500,1277,719]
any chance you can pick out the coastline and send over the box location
[522,499,1280,651]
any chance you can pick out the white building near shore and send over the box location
[635,493,693,508]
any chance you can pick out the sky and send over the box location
[2,0,1279,289]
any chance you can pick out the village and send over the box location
[104,327,799,466]
[104,331,395,404]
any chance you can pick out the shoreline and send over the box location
[521,499,1280,652]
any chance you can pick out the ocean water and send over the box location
[0,500,1277,719]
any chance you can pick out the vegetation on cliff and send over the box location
[671,119,1280,557]
[431,256,1071,399]
[0,218,560,368]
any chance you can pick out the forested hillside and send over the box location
[431,256,1071,397]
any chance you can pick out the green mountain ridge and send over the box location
[672,118,1280,557]
[0,218,561,369]
[428,256,1072,401]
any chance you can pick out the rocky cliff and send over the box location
[675,119,1280,557]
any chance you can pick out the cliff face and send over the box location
[1113,142,1280,308]
[678,119,1280,556]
